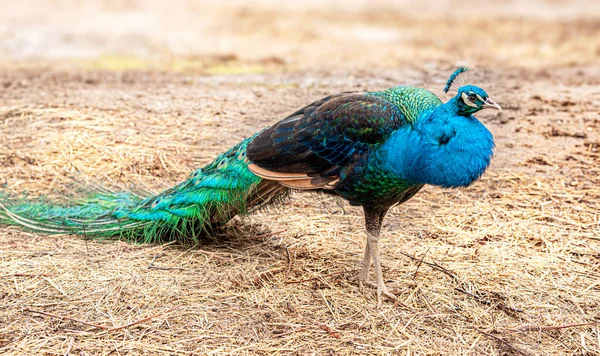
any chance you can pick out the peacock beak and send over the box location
[483,97,502,112]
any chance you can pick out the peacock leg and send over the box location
[350,239,372,291]
[352,206,397,308]
[366,229,398,308]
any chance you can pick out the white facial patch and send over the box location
[476,94,484,102]
[461,92,478,108]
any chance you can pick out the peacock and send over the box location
[0,68,501,307]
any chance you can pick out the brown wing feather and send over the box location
[247,164,309,181]
[248,164,339,190]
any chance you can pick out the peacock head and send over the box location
[444,67,502,116]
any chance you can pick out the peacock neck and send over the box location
[379,103,494,189]
[436,96,467,117]
[444,96,460,114]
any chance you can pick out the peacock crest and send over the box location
[443,67,468,93]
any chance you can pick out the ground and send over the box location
[0,1,599,355]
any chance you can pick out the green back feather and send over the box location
[369,86,442,123]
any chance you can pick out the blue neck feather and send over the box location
[380,99,494,188]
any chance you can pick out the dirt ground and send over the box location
[1,1,599,355]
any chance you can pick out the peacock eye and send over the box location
[217,157,228,169]
[191,168,202,178]
[237,149,247,161]
[468,94,477,102]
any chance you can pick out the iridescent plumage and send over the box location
[0,69,501,307]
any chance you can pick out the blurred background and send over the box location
[1,0,599,71]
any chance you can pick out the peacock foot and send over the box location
[362,280,398,309]
[349,270,370,293]
[350,273,398,308]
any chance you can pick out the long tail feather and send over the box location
[0,136,288,244]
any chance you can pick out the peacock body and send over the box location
[0,68,501,306]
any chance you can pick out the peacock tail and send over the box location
[0,135,287,244]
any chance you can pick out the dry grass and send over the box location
[0,66,598,355]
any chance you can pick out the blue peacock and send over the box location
[0,68,501,307]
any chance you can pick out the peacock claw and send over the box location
[349,273,369,292]
[359,280,398,308]
[350,274,398,308]
[378,286,399,309]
